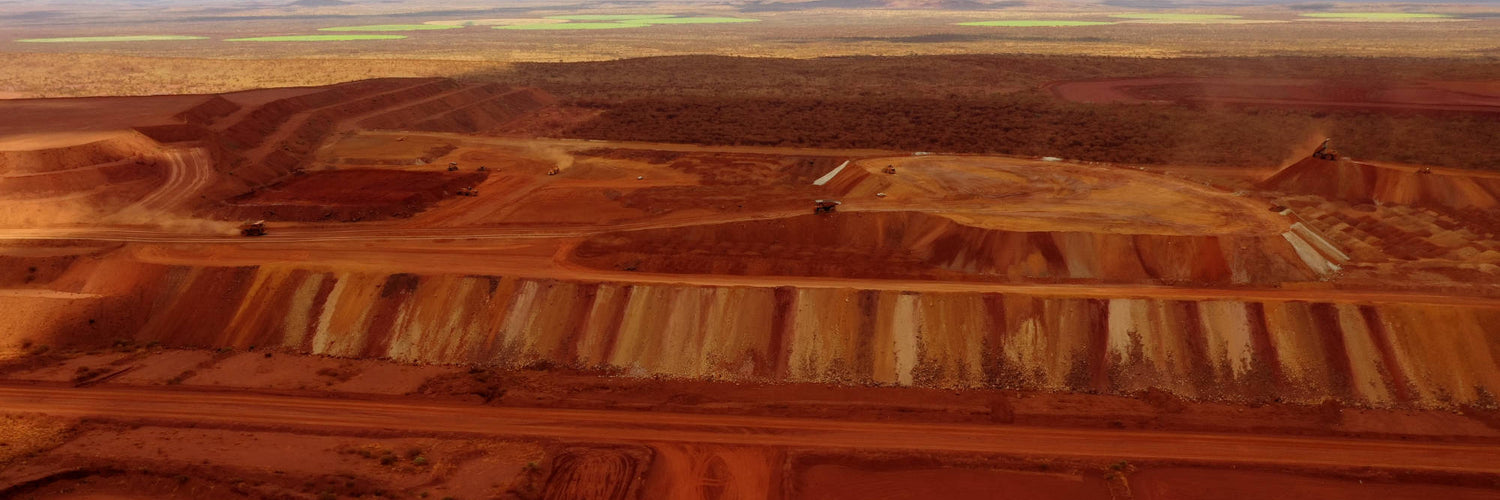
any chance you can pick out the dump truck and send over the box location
[547,167,560,176]
[239,220,267,237]
[814,199,841,214]
[1312,138,1338,161]
[447,162,459,171]
[456,186,478,197]
[883,165,896,174]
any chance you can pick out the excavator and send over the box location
[239,221,267,237]
[1312,138,1338,161]
[814,199,841,214]
[456,186,478,197]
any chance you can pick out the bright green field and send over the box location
[497,22,648,30]
[225,35,408,41]
[623,17,760,25]
[1300,12,1450,19]
[544,14,676,21]
[17,35,207,43]
[1111,13,1241,21]
[319,24,462,32]
[958,20,1114,27]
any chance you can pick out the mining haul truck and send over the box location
[239,221,267,237]
[1312,138,1339,161]
[814,200,841,214]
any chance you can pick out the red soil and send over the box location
[0,78,556,226]
[5,73,1500,500]
[571,211,1315,284]
[794,462,1113,500]
[360,86,556,133]
[1263,156,1500,211]
[219,169,487,222]
[539,446,651,500]
[0,132,161,175]
[1047,77,1500,113]
[1132,468,1500,500]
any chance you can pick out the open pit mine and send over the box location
[3,77,1500,499]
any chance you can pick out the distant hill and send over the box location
[287,0,350,7]
[741,0,1024,11]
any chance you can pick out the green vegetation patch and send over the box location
[497,22,648,30]
[1300,12,1450,20]
[17,35,207,43]
[1110,13,1241,21]
[319,24,463,32]
[225,35,408,42]
[622,17,761,25]
[544,14,677,21]
[958,20,1114,27]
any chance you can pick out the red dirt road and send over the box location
[5,384,1500,474]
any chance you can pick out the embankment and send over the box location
[572,212,1322,285]
[1263,157,1500,212]
[10,260,1498,408]
[0,133,163,175]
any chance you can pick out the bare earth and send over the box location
[1,66,1499,498]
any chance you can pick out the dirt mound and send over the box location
[0,132,162,175]
[360,86,555,133]
[215,80,551,187]
[539,446,651,500]
[572,211,1316,285]
[0,79,560,226]
[0,156,165,200]
[1262,156,1500,211]
[173,95,241,125]
[217,79,425,151]
[218,169,486,222]
[131,124,214,144]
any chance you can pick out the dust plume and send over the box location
[101,205,239,234]
[525,144,574,172]
[1279,126,1334,168]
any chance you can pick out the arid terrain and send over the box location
[3,0,1500,498]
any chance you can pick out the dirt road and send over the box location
[2,223,1497,307]
[5,384,1500,473]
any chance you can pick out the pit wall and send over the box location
[18,263,1500,408]
[1264,157,1500,211]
